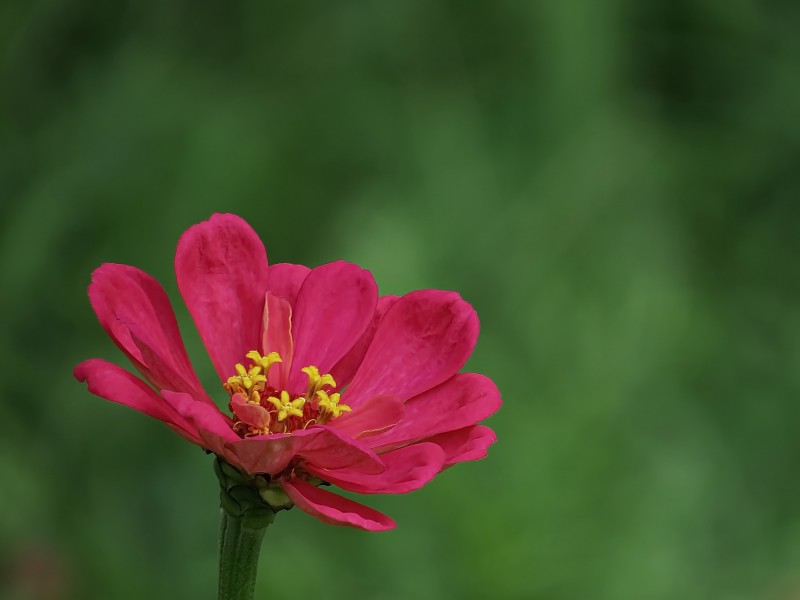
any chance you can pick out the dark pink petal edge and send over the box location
[74,359,201,445]
[427,425,497,468]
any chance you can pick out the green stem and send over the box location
[214,457,277,600]
[217,509,269,600]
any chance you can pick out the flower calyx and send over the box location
[213,457,281,528]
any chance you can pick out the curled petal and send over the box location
[369,373,501,452]
[229,393,271,430]
[175,213,269,382]
[345,290,479,408]
[224,426,384,476]
[74,359,200,444]
[426,425,497,468]
[283,477,396,531]
[87,263,207,401]
[287,261,378,392]
[261,292,293,390]
[307,442,445,494]
[267,263,310,309]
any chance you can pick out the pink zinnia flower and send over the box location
[75,214,500,531]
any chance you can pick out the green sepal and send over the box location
[219,487,242,516]
[213,456,294,518]
[258,485,292,510]
[241,507,275,530]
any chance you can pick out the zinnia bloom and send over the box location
[75,214,500,531]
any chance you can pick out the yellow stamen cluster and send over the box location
[301,366,336,397]
[316,390,351,419]
[267,390,306,422]
[247,350,283,374]
[225,351,281,404]
[225,350,352,436]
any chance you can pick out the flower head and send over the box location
[75,214,501,531]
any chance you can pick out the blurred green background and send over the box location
[2,1,800,599]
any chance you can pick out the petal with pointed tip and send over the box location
[427,425,497,468]
[74,359,200,444]
[283,478,396,531]
[87,263,206,400]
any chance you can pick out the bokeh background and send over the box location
[2,1,800,599]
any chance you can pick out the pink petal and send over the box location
[283,477,396,531]
[261,292,293,390]
[287,261,378,392]
[426,425,497,468]
[87,263,207,400]
[223,431,299,474]
[160,390,238,456]
[224,426,385,476]
[345,290,480,408]
[175,214,269,382]
[306,442,445,494]
[267,263,310,308]
[368,373,501,452]
[331,295,398,389]
[229,393,271,430]
[328,395,404,439]
[74,359,200,444]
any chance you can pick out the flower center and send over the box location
[223,350,351,437]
